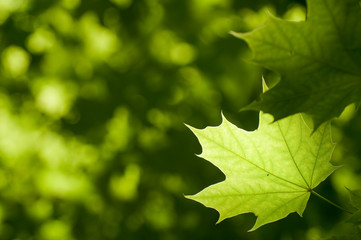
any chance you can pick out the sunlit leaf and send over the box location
[187,112,337,230]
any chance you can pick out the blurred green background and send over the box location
[1,0,361,239]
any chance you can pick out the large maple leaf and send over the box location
[187,113,337,230]
[232,0,361,128]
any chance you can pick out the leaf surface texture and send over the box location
[233,0,361,128]
[187,113,337,230]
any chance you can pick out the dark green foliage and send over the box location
[234,0,361,129]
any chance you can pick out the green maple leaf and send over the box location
[232,0,361,128]
[187,113,337,230]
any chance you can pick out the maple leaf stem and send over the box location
[311,190,353,214]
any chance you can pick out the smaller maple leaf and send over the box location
[186,112,337,230]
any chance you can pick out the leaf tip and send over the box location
[220,111,228,123]
[248,222,261,232]
[183,122,192,129]
[184,193,199,202]
[261,77,269,93]
[296,209,304,217]
[184,122,200,134]
[215,213,229,225]
[183,194,192,200]
[215,218,222,225]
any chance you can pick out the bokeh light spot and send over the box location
[33,79,76,118]
[138,127,167,150]
[80,12,121,59]
[0,0,26,24]
[147,109,172,130]
[102,107,131,159]
[109,164,141,201]
[46,7,74,35]
[144,193,175,230]
[27,199,53,220]
[37,171,91,200]
[26,28,56,54]
[1,46,31,77]
[39,220,72,240]
[61,0,80,10]
[170,43,197,65]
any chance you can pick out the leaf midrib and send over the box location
[310,123,327,187]
[277,121,310,189]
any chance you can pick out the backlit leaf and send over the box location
[186,113,337,230]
